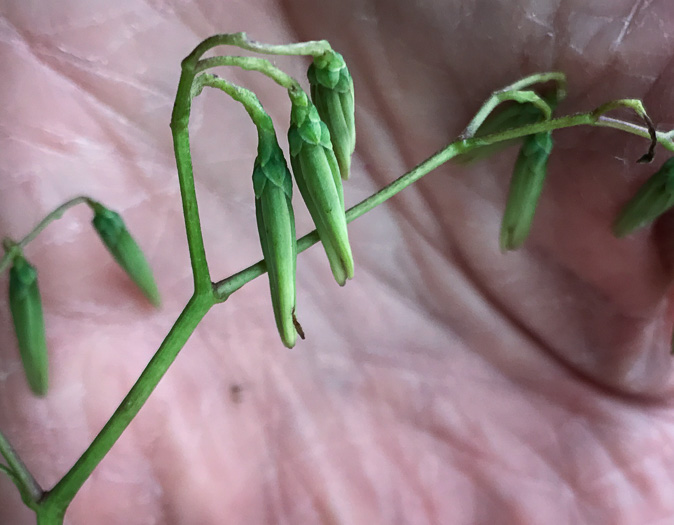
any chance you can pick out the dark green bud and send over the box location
[613,157,674,237]
[307,51,355,180]
[500,131,553,251]
[288,90,354,285]
[9,255,48,396]
[92,205,161,306]
[253,127,300,348]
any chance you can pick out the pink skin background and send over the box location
[1,0,674,523]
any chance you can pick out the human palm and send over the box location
[2,1,674,524]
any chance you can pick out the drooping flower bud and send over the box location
[613,157,674,237]
[9,254,48,396]
[288,90,354,285]
[500,131,554,251]
[307,51,355,181]
[91,204,161,306]
[253,124,300,348]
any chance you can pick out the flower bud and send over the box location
[613,157,674,237]
[307,51,355,180]
[500,131,553,251]
[91,205,161,306]
[288,90,354,285]
[253,126,300,348]
[9,254,48,396]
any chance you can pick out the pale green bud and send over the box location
[253,127,300,348]
[92,205,161,306]
[307,51,355,180]
[9,254,48,396]
[613,157,674,237]
[288,90,354,285]
[500,131,553,251]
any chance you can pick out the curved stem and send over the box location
[187,32,331,61]
[0,196,93,274]
[194,56,300,92]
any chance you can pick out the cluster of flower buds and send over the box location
[6,203,160,396]
[250,51,356,347]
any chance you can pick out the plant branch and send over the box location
[194,56,300,92]
[186,32,331,60]
[213,108,674,301]
[41,293,214,515]
[0,196,93,273]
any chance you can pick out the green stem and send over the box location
[187,32,331,60]
[0,196,93,274]
[194,56,300,91]
[212,108,674,301]
[40,293,214,516]
[461,71,567,138]
[170,66,212,295]
[193,74,273,129]
[0,431,42,509]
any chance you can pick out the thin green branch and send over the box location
[41,293,214,514]
[170,68,212,295]
[194,56,300,91]
[0,430,42,509]
[186,32,331,62]
[194,74,273,128]
[213,107,674,301]
[461,71,567,138]
[0,196,93,273]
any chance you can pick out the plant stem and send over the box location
[170,66,212,295]
[0,196,93,274]
[212,109,674,301]
[194,56,300,91]
[188,32,331,59]
[40,293,214,517]
[0,431,42,509]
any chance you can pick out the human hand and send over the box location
[2,1,674,523]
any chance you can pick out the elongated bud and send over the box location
[91,205,161,306]
[307,50,355,180]
[9,254,48,396]
[253,125,300,348]
[500,131,553,251]
[613,157,674,237]
[288,90,354,285]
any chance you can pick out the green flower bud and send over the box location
[500,131,553,251]
[288,90,354,286]
[613,157,674,237]
[91,205,161,306]
[253,126,300,348]
[9,254,48,396]
[307,51,355,181]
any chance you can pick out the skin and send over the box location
[1,0,674,523]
